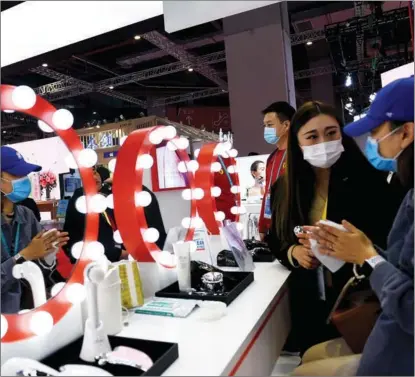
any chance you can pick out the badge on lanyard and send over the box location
[264,194,272,219]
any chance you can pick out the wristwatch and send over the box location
[359,255,386,277]
[13,254,26,265]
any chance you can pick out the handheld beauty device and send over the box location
[42,228,59,265]
[59,364,113,376]
[12,261,47,308]
[79,262,112,362]
[1,357,59,376]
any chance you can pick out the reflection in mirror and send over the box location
[1,114,76,315]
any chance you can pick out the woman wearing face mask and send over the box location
[297,77,414,376]
[1,146,69,313]
[267,102,403,354]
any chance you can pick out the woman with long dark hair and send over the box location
[268,101,403,354]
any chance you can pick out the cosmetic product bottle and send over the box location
[173,242,192,291]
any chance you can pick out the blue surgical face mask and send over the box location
[364,128,403,172]
[264,127,279,145]
[1,176,32,203]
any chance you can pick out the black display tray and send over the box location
[155,271,254,305]
[41,335,178,376]
[253,252,276,263]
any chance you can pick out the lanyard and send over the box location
[1,223,21,257]
[267,150,287,193]
[218,156,234,187]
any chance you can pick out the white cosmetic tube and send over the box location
[173,242,192,291]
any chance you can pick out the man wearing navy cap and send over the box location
[1,146,69,313]
[296,77,413,376]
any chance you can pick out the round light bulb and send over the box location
[51,282,65,297]
[52,109,74,130]
[37,120,54,133]
[176,137,189,150]
[211,162,222,172]
[106,194,114,209]
[1,315,8,339]
[167,140,178,151]
[78,149,98,168]
[149,130,163,145]
[30,311,54,336]
[181,217,192,229]
[231,185,241,194]
[213,143,224,156]
[90,194,107,213]
[192,217,204,228]
[75,196,87,214]
[193,188,205,200]
[108,158,116,173]
[177,161,188,173]
[215,211,226,221]
[194,149,200,158]
[236,222,244,231]
[182,189,192,200]
[211,186,221,198]
[187,160,199,173]
[227,165,237,174]
[66,283,86,304]
[163,125,177,139]
[12,86,37,110]
[228,149,238,158]
[3,109,15,113]
[136,154,154,169]
[120,136,127,146]
[65,153,78,169]
[143,228,160,243]
[85,241,105,260]
[71,241,84,259]
[113,230,123,244]
[135,191,152,207]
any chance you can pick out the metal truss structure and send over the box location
[290,29,326,46]
[141,31,228,90]
[354,1,365,62]
[152,87,227,107]
[294,65,336,80]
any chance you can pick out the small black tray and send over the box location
[155,271,254,306]
[253,252,276,263]
[41,335,178,376]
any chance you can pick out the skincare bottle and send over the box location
[173,242,192,291]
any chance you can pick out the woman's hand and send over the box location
[292,245,320,269]
[296,232,312,248]
[306,220,378,265]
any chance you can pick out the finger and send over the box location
[319,224,343,238]
[56,241,68,248]
[315,227,338,244]
[35,230,45,239]
[341,220,359,233]
[296,233,310,240]
[298,239,311,247]
[303,226,319,234]
[43,230,59,243]
[320,246,334,255]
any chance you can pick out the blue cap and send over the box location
[344,76,414,137]
[1,146,41,176]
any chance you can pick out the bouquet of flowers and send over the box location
[39,171,57,200]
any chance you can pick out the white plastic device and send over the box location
[318,219,348,232]
[79,262,112,363]
[1,357,59,376]
[60,364,113,376]
[12,261,47,308]
[42,228,59,265]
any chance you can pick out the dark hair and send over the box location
[95,165,110,182]
[250,160,264,173]
[248,152,259,156]
[262,101,296,123]
[390,121,414,190]
[273,101,359,241]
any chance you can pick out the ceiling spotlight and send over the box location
[42,63,48,67]
[306,41,313,46]
[134,35,141,40]
[369,92,377,102]
[96,125,100,129]
[3,131,6,134]
[345,74,352,87]
[188,67,194,72]
[93,111,97,115]
[109,86,114,90]
[120,114,124,120]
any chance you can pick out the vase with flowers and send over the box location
[39,171,57,200]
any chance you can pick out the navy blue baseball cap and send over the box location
[344,76,414,137]
[1,146,41,176]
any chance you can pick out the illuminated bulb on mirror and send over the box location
[90,194,107,213]
[211,186,221,197]
[193,188,205,200]
[106,194,114,209]
[85,241,105,260]
[66,283,86,304]
[143,228,160,243]
[3,109,15,113]
[192,217,204,228]
[230,185,241,194]
[75,196,87,214]
[194,149,200,158]
[78,149,98,168]
[71,241,84,259]
[65,154,78,170]
[136,154,154,170]
[30,311,54,336]
[181,217,192,229]
[167,140,178,151]
[113,230,123,244]
[38,120,54,133]
[51,282,65,297]
[210,162,222,172]
[227,165,238,174]
[236,222,244,231]
[108,158,116,173]
[181,189,192,200]
[11,85,37,110]
[215,211,226,221]
[187,160,199,173]
[178,161,188,173]
[163,125,177,140]
[149,129,163,145]
[120,136,127,146]
[231,206,247,215]
[176,137,189,150]
[1,315,8,339]
[228,149,238,158]
[52,109,74,130]
[135,191,152,207]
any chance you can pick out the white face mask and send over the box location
[302,139,344,168]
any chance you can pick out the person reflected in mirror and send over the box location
[247,160,266,197]
[267,102,404,355]
[1,146,69,314]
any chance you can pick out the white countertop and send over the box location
[117,262,291,376]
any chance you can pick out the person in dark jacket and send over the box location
[267,101,403,354]
[63,166,166,263]
[19,198,41,222]
[298,77,414,376]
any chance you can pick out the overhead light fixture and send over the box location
[134,35,141,40]
[96,125,100,129]
[42,63,48,67]
[306,41,313,46]
[369,92,377,102]
[109,86,114,90]
[188,67,194,72]
[345,74,352,87]
[93,111,97,115]
[3,131,6,134]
